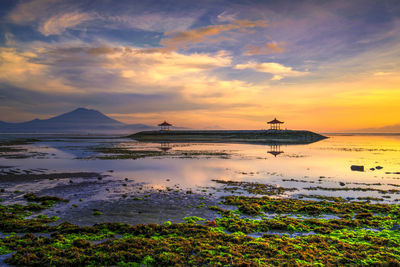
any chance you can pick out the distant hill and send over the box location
[352,123,400,133]
[0,108,157,134]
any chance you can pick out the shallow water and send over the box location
[1,134,400,224]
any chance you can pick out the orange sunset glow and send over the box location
[0,0,400,133]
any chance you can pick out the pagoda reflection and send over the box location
[159,142,172,152]
[267,144,284,157]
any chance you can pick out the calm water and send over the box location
[1,134,400,224]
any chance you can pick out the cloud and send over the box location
[106,14,197,32]
[7,0,198,36]
[0,43,234,95]
[2,0,400,130]
[0,43,263,125]
[7,0,63,24]
[8,0,94,36]
[244,42,285,55]
[217,11,237,22]
[0,83,209,119]
[160,19,268,50]
[39,11,95,36]
[373,72,392,76]
[0,47,78,93]
[235,61,309,80]
[0,41,271,124]
[4,33,17,46]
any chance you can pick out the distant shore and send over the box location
[129,129,328,144]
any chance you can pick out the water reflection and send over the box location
[3,134,400,228]
[2,134,400,202]
[267,144,284,157]
[158,142,172,152]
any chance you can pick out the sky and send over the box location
[0,0,400,132]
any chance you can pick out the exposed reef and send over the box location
[129,130,328,144]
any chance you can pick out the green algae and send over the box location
[24,193,69,205]
[3,223,400,266]
[212,179,296,195]
[1,186,400,266]
[182,216,205,224]
[0,245,11,255]
[357,196,385,202]
[87,147,164,160]
[297,194,346,202]
[304,186,400,194]
[82,146,230,160]
[222,195,395,216]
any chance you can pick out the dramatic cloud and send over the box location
[244,42,285,55]
[0,47,77,93]
[161,20,268,50]
[0,43,243,101]
[2,0,400,130]
[39,11,95,36]
[0,43,263,126]
[7,0,64,24]
[7,0,197,36]
[8,0,94,36]
[235,62,308,80]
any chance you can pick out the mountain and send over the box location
[43,108,124,126]
[0,108,156,134]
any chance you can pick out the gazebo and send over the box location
[267,118,284,130]
[158,121,172,131]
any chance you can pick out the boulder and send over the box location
[350,165,364,172]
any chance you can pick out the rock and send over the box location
[350,165,364,172]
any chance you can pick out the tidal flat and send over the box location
[1,134,400,265]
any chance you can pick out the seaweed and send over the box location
[304,186,400,194]
[0,184,400,266]
[2,222,400,266]
[212,180,296,195]
[23,193,69,205]
[81,146,231,160]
